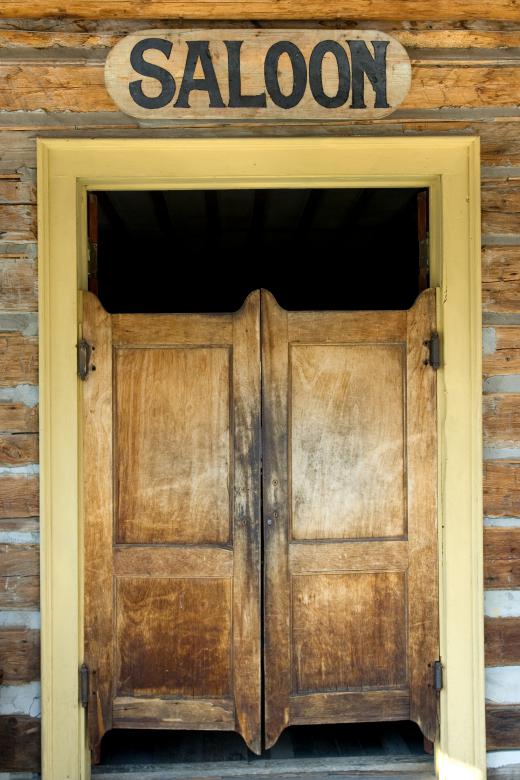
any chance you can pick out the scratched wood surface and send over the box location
[263,289,439,746]
[83,291,261,760]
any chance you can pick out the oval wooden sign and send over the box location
[105,29,411,120]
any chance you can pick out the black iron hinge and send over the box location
[77,339,93,381]
[424,332,441,370]
[433,659,443,692]
[79,663,89,708]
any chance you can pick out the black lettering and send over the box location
[225,40,267,108]
[175,40,225,108]
[347,40,389,109]
[129,38,175,109]
[264,41,307,109]
[309,40,350,109]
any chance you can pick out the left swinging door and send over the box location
[81,290,262,762]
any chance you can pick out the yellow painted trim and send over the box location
[37,137,483,780]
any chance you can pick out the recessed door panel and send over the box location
[115,346,231,545]
[291,344,406,540]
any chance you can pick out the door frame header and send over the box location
[37,136,483,780]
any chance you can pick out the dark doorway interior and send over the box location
[91,187,428,313]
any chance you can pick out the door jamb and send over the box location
[37,137,483,780]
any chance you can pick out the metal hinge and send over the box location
[433,659,443,691]
[79,663,89,708]
[77,339,93,381]
[424,332,441,370]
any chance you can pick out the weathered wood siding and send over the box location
[0,10,519,774]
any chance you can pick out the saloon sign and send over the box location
[105,30,411,120]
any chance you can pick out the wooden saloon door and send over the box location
[262,289,439,748]
[82,291,262,759]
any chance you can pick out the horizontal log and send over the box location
[0,544,39,576]
[0,178,35,205]
[485,557,520,589]
[0,205,36,241]
[0,0,519,21]
[482,186,520,235]
[484,463,520,518]
[0,434,38,466]
[484,396,520,448]
[482,246,520,314]
[0,575,39,609]
[486,705,520,751]
[0,516,38,533]
[0,259,38,311]
[0,403,38,434]
[483,327,520,376]
[0,62,520,113]
[484,527,520,559]
[485,618,520,666]
[0,714,40,772]
[0,627,39,683]
[0,332,37,386]
[0,476,39,518]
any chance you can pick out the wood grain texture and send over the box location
[0,434,38,466]
[484,527,520,559]
[482,186,520,235]
[485,558,520,589]
[484,463,520,517]
[0,476,38,518]
[484,395,520,448]
[0,178,36,205]
[406,289,439,743]
[483,246,520,314]
[288,310,406,343]
[0,204,36,241]
[112,696,234,729]
[290,690,410,724]
[290,343,406,540]
[0,333,37,386]
[0,715,40,772]
[0,543,39,610]
[231,290,262,755]
[82,291,114,759]
[116,577,232,697]
[486,705,520,750]
[262,290,291,751]
[112,313,233,345]
[289,540,409,573]
[0,403,38,434]
[114,546,233,578]
[115,346,231,545]
[292,571,408,692]
[0,1,519,20]
[0,627,39,683]
[0,260,37,310]
[485,618,520,666]
[483,327,520,376]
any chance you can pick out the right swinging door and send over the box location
[261,287,440,749]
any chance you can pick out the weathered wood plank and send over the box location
[0,205,36,241]
[486,705,520,751]
[0,403,38,434]
[482,186,520,235]
[0,178,35,205]
[484,396,520,448]
[484,463,520,518]
[112,696,235,729]
[0,434,38,466]
[483,327,520,376]
[485,527,520,561]
[485,557,520,590]
[290,690,410,724]
[0,62,520,113]
[0,516,38,533]
[0,575,39,609]
[482,246,520,314]
[0,627,40,683]
[114,546,233,578]
[0,714,40,772]
[485,618,520,666]
[0,333,37,386]
[0,259,38,311]
[0,0,519,21]
[0,476,39,518]
[0,543,39,576]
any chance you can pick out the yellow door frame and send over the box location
[37,137,484,780]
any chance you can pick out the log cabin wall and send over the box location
[0,5,519,776]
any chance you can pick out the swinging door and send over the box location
[262,288,439,748]
[82,291,262,759]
